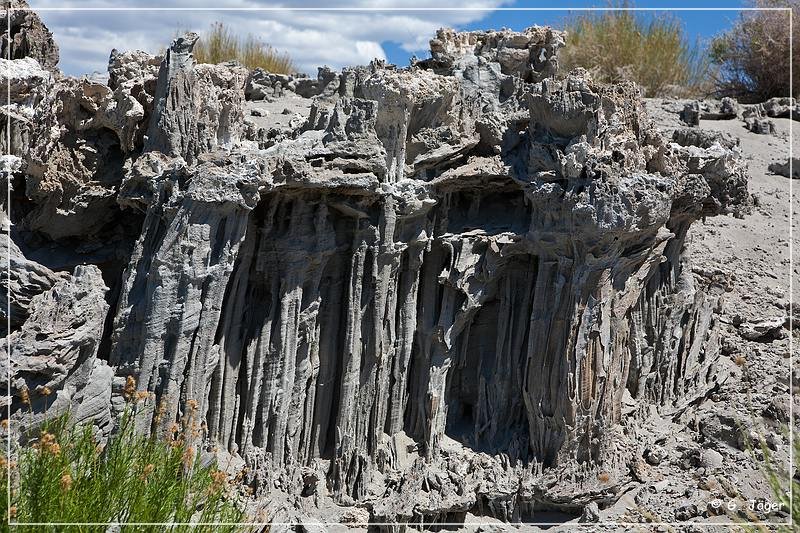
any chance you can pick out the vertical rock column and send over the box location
[145,32,200,164]
[111,32,257,434]
[515,76,680,467]
[109,165,258,434]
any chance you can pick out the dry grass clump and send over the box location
[193,22,295,74]
[560,9,711,97]
[596,471,611,483]
[710,0,798,102]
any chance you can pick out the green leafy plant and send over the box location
[192,22,295,74]
[560,8,711,97]
[2,393,245,531]
[709,0,798,102]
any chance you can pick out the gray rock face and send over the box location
[246,68,304,100]
[680,101,700,126]
[742,103,779,135]
[745,116,776,135]
[1,233,67,333]
[0,56,52,158]
[747,96,798,120]
[145,34,248,166]
[701,97,740,120]
[1,0,59,75]
[5,20,754,527]
[3,265,111,436]
[424,26,564,82]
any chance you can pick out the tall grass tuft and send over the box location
[560,9,711,97]
[192,22,295,74]
[1,405,244,530]
[710,0,798,102]
[759,432,799,530]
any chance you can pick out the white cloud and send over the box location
[31,0,508,76]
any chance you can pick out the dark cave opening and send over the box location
[444,301,494,447]
[440,252,538,461]
[443,185,528,236]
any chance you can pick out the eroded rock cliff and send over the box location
[4,15,753,527]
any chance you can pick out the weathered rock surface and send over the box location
[145,34,248,165]
[702,97,741,120]
[4,17,777,529]
[1,0,59,75]
[745,116,776,135]
[680,101,700,126]
[246,68,307,100]
[749,96,798,121]
[738,316,787,341]
[2,265,111,436]
[0,55,51,159]
[1,233,67,333]
[768,157,799,179]
[422,26,564,81]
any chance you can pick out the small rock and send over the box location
[301,467,319,497]
[339,507,370,525]
[698,475,718,491]
[745,116,776,134]
[765,432,782,451]
[738,316,786,341]
[700,449,724,471]
[630,458,652,481]
[706,500,725,516]
[298,518,326,533]
[719,476,739,498]
[250,108,267,117]
[737,429,761,451]
[579,501,600,523]
[700,96,740,120]
[768,158,800,180]
[680,101,700,126]
[644,447,664,466]
[761,96,797,118]
[675,503,699,521]
[763,396,789,423]
[720,97,740,117]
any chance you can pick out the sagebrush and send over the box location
[193,22,295,74]
[710,0,798,102]
[560,9,711,97]
[1,397,245,531]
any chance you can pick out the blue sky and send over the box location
[30,0,759,77]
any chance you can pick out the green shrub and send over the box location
[560,9,711,97]
[2,403,245,531]
[193,22,295,74]
[710,0,798,102]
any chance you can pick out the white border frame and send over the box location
[3,4,794,529]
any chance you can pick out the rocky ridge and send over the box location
[2,4,793,530]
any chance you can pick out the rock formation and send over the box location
[1,0,59,75]
[2,265,112,436]
[3,14,755,527]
